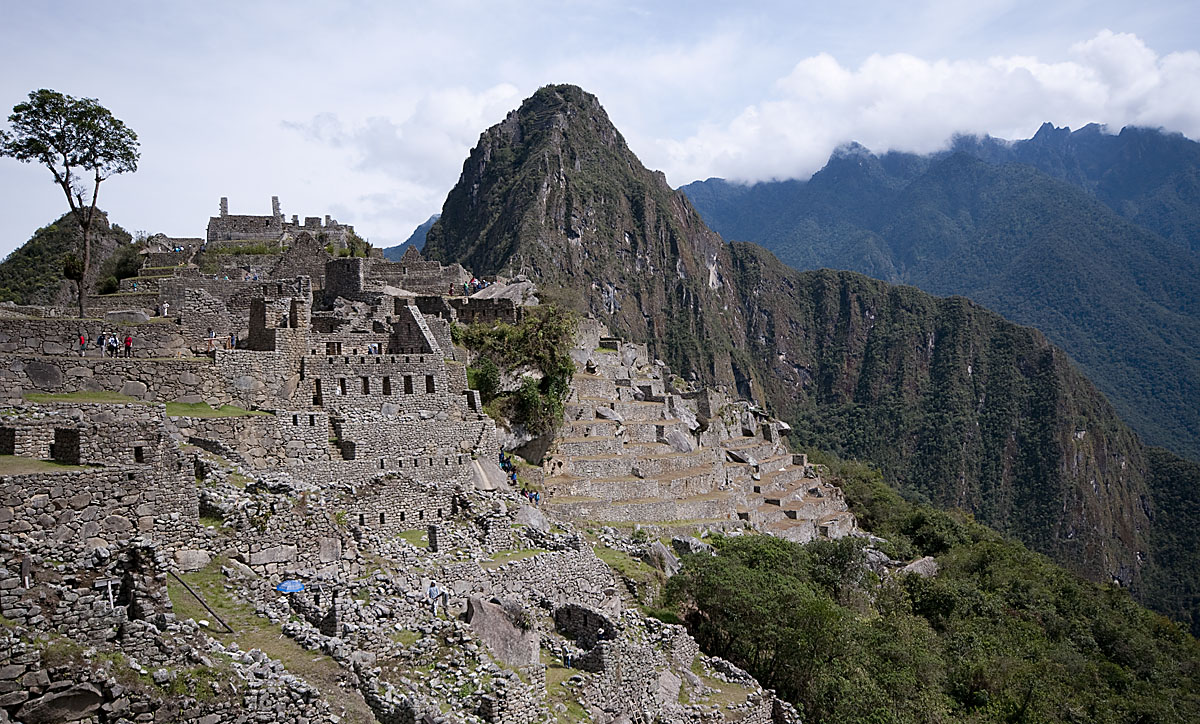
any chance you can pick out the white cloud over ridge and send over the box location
[655,31,1200,185]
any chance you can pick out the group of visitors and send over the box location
[463,277,492,295]
[79,331,132,358]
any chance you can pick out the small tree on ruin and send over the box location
[0,89,140,317]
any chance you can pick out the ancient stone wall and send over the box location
[0,356,229,406]
[0,317,189,358]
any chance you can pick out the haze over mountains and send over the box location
[421,84,1200,633]
[681,125,1200,462]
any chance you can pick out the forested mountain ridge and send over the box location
[681,128,1200,461]
[422,84,1200,632]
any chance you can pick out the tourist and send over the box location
[123,334,132,358]
[108,334,119,358]
[228,332,236,350]
[427,580,442,616]
[161,301,170,318]
[206,327,216,352]
[78,331,87,357]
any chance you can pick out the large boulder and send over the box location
[24,360,63,388]
[648,540,681,576]
[466,597,539,668]
[514,504,549,532]
[16,683,103,723]
[900,556,939,578]
[660,429,695,453]
[119,380,148,398]
[105,310,149,324]
[470,459,507,491]
[174,549,211,572]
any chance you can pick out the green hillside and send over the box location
[0,211,133,307]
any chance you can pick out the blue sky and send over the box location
[1,0,1198,256]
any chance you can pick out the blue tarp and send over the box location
[275,579,305,593]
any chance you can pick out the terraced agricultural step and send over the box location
[561,454,634,478]
[546,490,738,524]
[573,374,619,398]
[554,436,623,457]
[563,419,620,438]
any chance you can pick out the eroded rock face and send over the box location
[465,597,539,668]
[24,360,63,388]
[16,682,103,723]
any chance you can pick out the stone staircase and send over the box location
[542,335,855,542]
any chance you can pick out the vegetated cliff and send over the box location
[0,210,132,306]
[422,84,1198,631]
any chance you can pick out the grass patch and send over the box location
[480,548,550,569]
[542,650,589,723]
[390,628,422,647]
[592,545,665,598]
[168,556,375,724]
[395,529,427,547]
[164,402,270,418]
[0,455,93,474]
[25,390,140,405]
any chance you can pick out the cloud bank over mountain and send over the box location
[658,31,1200,184]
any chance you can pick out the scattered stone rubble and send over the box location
[1,201,870,723]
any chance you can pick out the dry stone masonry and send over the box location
[0,200,852,723]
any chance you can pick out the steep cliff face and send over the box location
[423,84,1186,617]
[726,245,1151,585]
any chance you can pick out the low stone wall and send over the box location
[170,411,332,468]
[0,355,229,406]
[0,317,189,358]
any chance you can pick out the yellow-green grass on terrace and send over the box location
[0,455,95,475]
[480,548,550,569]
[25,390,140,405]
[164,402,271,418]
[23,392,268,418]
[167,556,376,724]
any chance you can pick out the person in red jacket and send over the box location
[123,334,132,358]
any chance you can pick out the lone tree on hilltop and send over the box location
[0,89,139,317]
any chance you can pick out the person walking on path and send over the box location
[78,331,87,357]
[123,334,132,358]
[427,580,442,617]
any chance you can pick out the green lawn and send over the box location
[164,402,270,418]
[0,455,92,475]
[25,391,140,405]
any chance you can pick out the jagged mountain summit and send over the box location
[423,84,1200,633]
[681,126,1200,461]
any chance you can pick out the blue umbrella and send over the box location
[276,579,305,593]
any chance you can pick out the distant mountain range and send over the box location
[422,85,1200,633]
[681,125,1200,461]
[382,214,438,261]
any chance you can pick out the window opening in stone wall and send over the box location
[0,427,14,455]
[438,508,443,519]
[379,512,385,525]
[380,458,385,469]
[326,341,338,355]
[404,376,413,394]
[359,513,365,526]
[338,378,346,395]
[299,358,305,380]
[308,414,315,426]
[292,414,299,426]
[400,511,405,522]
[383,377,391,395]
[313,380,323,406]
[419,511,424,520]
[426,375,435,393]
[134,446,145,463]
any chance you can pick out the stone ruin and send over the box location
[0,202,860,724]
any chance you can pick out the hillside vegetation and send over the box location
[0,211,133,307]
[664,457,1200,723]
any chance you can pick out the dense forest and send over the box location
[664,455,1200,723]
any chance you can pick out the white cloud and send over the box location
[652,30,1200,185]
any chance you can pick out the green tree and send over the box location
[0,89,139,317]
